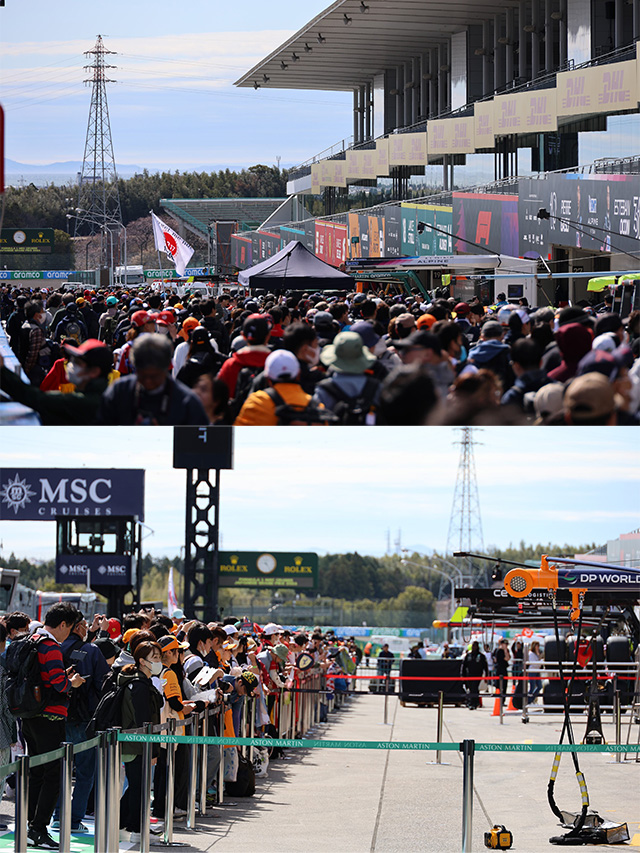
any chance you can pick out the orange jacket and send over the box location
[235,382,315,426]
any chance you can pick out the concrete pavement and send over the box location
[166,692,640,853]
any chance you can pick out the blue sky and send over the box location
[1,427,638,562]
[0,0,350,169]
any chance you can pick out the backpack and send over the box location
[317,377,379,425]
[85,678,128,737]
[229,363,266,421]
[62,636,92,724]
[264,387,338,426]
[57,318,85,344]
[2,634,50,719]
[100,311,121,346]
[225,751,256,797]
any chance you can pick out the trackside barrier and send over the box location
[1,727,639,853]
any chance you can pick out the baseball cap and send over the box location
[481,320,503,339]
[94,637,119,661]
[107,617,122,640]
[157,635,189,652]
[564,373,615,423]
[131,310,153,328]
[558,306,591,327]
[263,622,282,635]
[416,313,437,330]
[265,349,300,382]
[123,628,139,646]
[351,320,380,349]
[75,297,86,306]
[393,329,441,353]
[533,383,565,424]
[158,310,176,325]
[223,624,238,636]
[64,339,113,372]
[454,302,470,316]
[395,312,416,327]
[594,313,623,336]
[239,671,259,694]
[106,296,118,306]
[171,608,185,620]
[243,313,272,343]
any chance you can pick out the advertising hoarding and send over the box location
[452,193,519,257]
[55,553,132,587]
[218,551,318,589]
[0,469,145,521]
[518,173,640,258]
[384,206,402,257]
[0,228,54,254]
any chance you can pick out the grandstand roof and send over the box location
[160,198,288,238]
[235,0,512,91]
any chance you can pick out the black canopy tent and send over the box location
[238,240,354,289]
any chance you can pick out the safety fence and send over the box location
[0,670,637,853]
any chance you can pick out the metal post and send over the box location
[95,732,108,853]
[198,711,208,814]
[217,706,225,806]
[140,723,154,853]
[186,715,198,829]
[384,674,390,725]
[437,691,444,764]
[614,689,622,764]
[108,729,121,853]
[249,697,255,763]
[59,742,73,853]
[164,718,177,844]
[461,739,475,853]
[499,675,505,725]
[15,754,29,853]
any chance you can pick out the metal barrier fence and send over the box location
[0,669,637,853]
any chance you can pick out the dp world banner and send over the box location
[0,469,145,520]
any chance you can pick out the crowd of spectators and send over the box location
[2,283,638,425]
[0,604,356,849]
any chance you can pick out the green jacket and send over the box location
[0,366,108,425]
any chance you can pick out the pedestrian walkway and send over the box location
[1,693,637,852]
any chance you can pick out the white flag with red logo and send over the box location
[151,212,194,277]
[167,566,179,615]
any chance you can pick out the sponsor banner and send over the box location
[401,203,453,256]
[348,213,361,258]
[453,193,519,256]
[558,567,640,589]
[368,215,383,257]
[474,100,495,148]
[230,235,253,270]
[318,159,347,188]
[0,270,73,280]
[0,228,54,254]
[494,89,557,135]
[0,468,145,520]
[311,163,321,194]
[427,117,475,155]
[384,206,402,257]
[56,553,132,587]
[357,213,372,258]
[315,222,347,267]
[144,267,206,279]
[518,173,640,257]
[302,219,316,253]
[218,551,318,589]
[374,139,390,176]
[346,149,377,181]
[556,60,637,117]
[258,231,281,261]
[388,132,428,166]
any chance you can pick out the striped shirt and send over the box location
[35,629,71,717]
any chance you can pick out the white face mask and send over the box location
[147,660,163,676]
[306,344,321,366]
[66,361,88,387]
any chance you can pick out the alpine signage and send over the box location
[55,553,132,586]
[0,469,145,520]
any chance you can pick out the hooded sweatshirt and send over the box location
[548,323,593,383]
[217,345,271,397]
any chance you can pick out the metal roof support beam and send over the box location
[544,0,554,71]
[353,87,360,144]
[506,7,516,83]
[559,0,567,67]
[396,64,404,128]
[438,43,448,114]
[519,0,528,79]
[404,60,412,126]
[482,20,493,95]
[614,0,624,48]
[359,84,366,142]
[428,50,438,117]
[532,0,541,78]
[365,81,372,140]
[420,53,429,118]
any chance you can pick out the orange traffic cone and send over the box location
[491,695,502,716]
[507,686,517,712]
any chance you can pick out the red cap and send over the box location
[107,618,122,640]
[454,302,471,316]
[158,310,176,325]
[131,310,153,328]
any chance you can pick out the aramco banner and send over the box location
[0,469,145,520]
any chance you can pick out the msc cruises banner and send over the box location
[55,553,133,587]
[519,174,640,258]
[0,469,145,520]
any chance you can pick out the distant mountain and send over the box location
[5,158,143,174]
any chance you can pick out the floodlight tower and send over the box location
[446,428,485,584]
[75,35,123,265]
